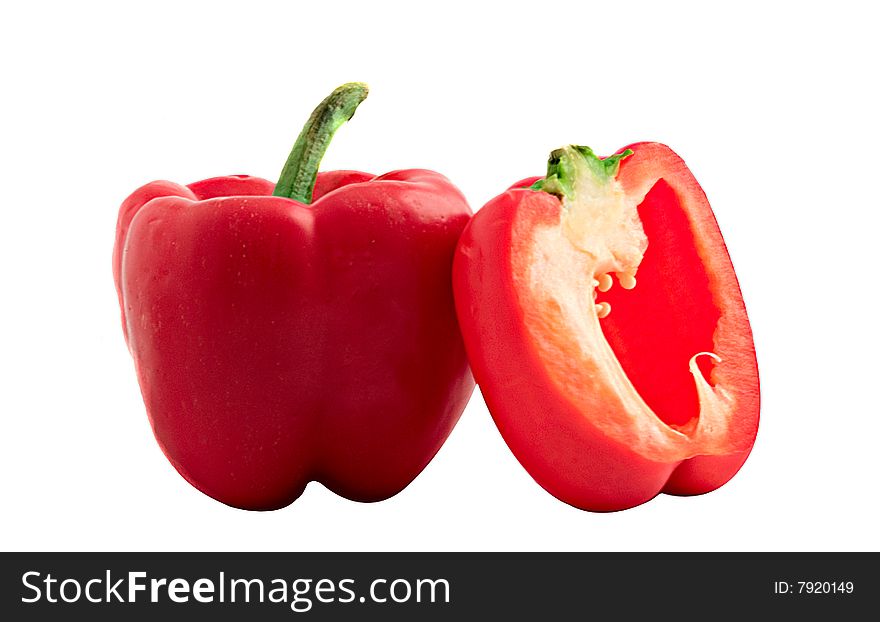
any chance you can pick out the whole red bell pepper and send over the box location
[113,83,474,510]
[453,143,759,511]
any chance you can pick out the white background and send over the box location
[1,1,877,552]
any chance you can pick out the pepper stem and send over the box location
[531,145,633,201]
[273,82,369,203]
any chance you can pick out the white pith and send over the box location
[525,175,735,458]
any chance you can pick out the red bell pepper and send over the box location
[113,84,474,510]
[453,143,759,511]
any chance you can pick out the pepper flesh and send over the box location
[453,142,759,511]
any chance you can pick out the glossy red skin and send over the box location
[114,170,474,510]
[453,143,759,512]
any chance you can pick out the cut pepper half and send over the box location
[453,142,759,511]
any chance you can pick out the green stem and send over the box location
[531,145,633,200]
[273,82,369,203]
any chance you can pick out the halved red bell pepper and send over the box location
[113,84,474,510]
[453,143,759,511]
